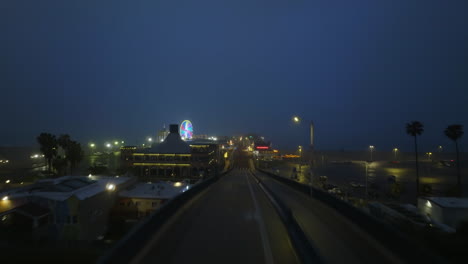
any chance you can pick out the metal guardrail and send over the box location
[257,168,445,264]
[98,169,232,264]
[250,171,323,264]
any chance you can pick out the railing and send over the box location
[250,171,323,264]
[256,168,444,264]
[98,169,232,264]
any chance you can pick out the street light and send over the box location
[114,141,119,145]
[427,152,432,161]
[292,116,301,124]
[89,143,95,148]
[105,143,111,148]
[298,145,303,169]
[148,137,153,142]
[369,145,375,161]
[393,148,398,160]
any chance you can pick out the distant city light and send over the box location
[106,143,111,148]
[88,174,92,178]
[148,137,153,142]
[90,143,96,148]
[5,180,10,184]
[121,141,125,144]
[174,182,183,187]
[114,141,119,145]
[106,183,116,191]
[1,196,8,201]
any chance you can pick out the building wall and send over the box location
[113,197,166,220]
[124,144,223,181]
[418,198,468,229]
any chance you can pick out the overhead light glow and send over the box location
[2,196,8,201]
[106,183,116,191]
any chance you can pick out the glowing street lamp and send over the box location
[293,116,301,124]
[148,137,153,142]
[369,145,375,161]
[105,143,111,148]
[393,148,398,160]
[427,152,433,161]
[114,141,119,145]
[89,143,96,148]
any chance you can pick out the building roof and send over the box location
[119,181,191,199]
[424,197,468,208]
[0,175,131,202]
[149,125,191,154]
[14,203,50,218]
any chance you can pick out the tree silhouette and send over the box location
[37,133,58,174]
[57,134,72,173]
[66,141,84,175]
[444,124,464,196]
[406,121,424,197]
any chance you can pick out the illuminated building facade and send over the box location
[121,124,223,181]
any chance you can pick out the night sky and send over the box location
[1,0,468,152]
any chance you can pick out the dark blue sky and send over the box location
[1,0,467,152]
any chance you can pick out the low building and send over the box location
[112,180,191,221]
[418,197,468,230]
[0,175,134,241]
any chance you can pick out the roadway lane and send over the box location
[255,170,403,264]
[133,168,299,264]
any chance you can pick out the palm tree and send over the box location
[66,141,84,175]
[57,134,72,173]
[406,121,424,196]
[37,133,58,174]
[58,134,71,152]
[444,124,464,196]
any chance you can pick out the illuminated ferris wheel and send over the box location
[180,120,193,140]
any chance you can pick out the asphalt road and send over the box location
[132,167,299,264]
[255,170,403,264]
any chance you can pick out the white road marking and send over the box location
[245,172,274,264]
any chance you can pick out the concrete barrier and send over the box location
[257,168,444,264]
[99,169,232,264]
